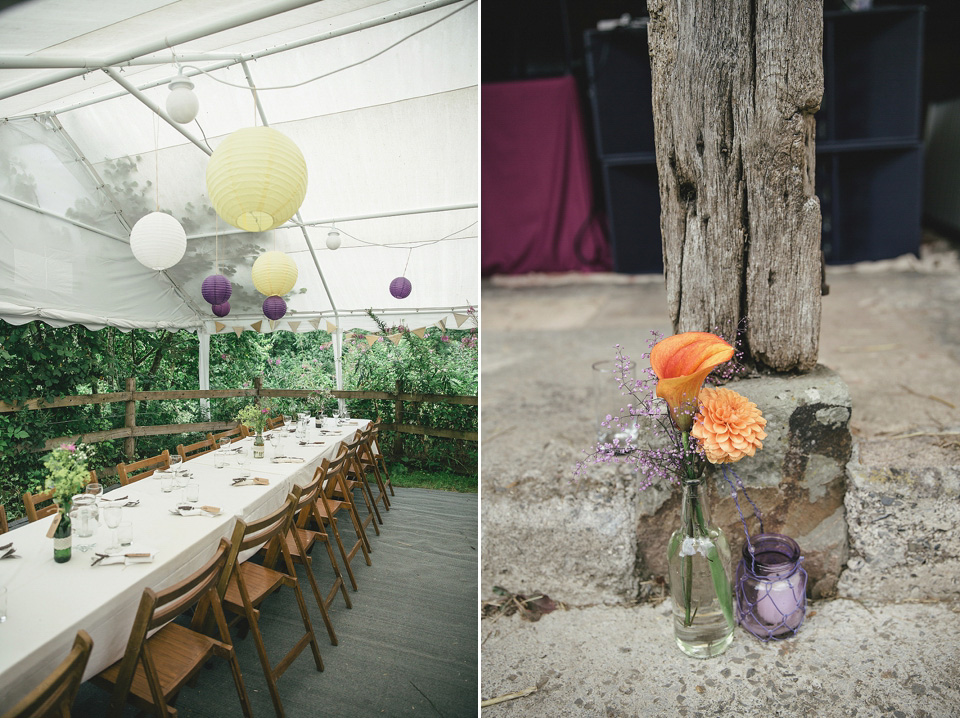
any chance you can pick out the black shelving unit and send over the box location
[584,6,925,271]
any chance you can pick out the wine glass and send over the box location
[169,454,182,477]
[269,431,281,457]
[103,504,122,552]
[236,446,249,477]
[85,482,102,501]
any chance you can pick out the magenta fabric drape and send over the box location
[481,75,610,276]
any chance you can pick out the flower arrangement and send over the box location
[306,387,336,416]
[579,331,768,657]
[236,399,274,435]
[42,443,90,514]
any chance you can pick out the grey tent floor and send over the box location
[72,487,478,717]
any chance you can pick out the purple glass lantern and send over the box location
[735,533,807,640]
[201,274,232,305]
[390,276,412,299]
[212,301,230,317]
[263,295,287,320]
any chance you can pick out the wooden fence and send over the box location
[0,378,477,456]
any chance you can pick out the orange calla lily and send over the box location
[650,332,734,432]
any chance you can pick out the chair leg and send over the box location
[377,456,395,496]
[286,575,325,673]
[242,605,286,718]
[299,552,339,645]
[321,536,352,609]
[353,472,382,533]
[326,516,359,591]
[366,460,391,511]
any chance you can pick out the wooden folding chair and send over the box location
[369,418,395,497]
[177,437,216,463]
[261,462,350,646]
[208,424,249,445]
[356,424,391,513]
[93,538,252,718]
[23,487,58,523]
[116,449,170,486]
[315,444,372,590]
[341,434,383,535]
[218,490,324,717]
[266,415,286,430]
[1,629,93,718]
[0,504,7,534]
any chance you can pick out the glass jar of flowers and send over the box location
[237,400,272,459]
[42,443,91,563]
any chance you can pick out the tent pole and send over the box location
[198,326,211,420]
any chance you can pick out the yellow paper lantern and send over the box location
[206,127,308,232]
[252,251,298,296]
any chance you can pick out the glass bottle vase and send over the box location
[253,431,265,459]
[53,511,72,563]
[667,479,734,658]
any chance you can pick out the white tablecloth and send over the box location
[0,419,367,708]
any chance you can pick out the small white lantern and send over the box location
[129,212,186,270]
[166,74,199,124]
[326,229,341,250]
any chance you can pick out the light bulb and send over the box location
[166,74,199,124]
[326,229,341,250]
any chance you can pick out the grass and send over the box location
[385,462,478,493]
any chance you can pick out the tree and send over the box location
[646,0,824,371]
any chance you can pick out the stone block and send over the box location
[839,439,960,601]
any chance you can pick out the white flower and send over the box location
[679,537,715,558]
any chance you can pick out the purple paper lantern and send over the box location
[390,276,412,299]
[212,301,230,317]
[201,273,232,305]
[263,295,287,320]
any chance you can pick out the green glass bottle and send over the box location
[53,511,72,563]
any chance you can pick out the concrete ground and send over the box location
[481,240,960,716]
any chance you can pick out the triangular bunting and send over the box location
[388,333,402,345]
[454,312,469,327]
[214,321,226,333]
[269,320,277,331]
[411,327,426,338]
[310,318,321,330]
[251,320,262,333]
[288,321,301,332]
[233,327,244,338]
[326,320,337,333]
[435,318,446,330]
[365,335,379,347]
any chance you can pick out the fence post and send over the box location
[394,380,403,458]
[254,376,263,399]
[124,377,136,461]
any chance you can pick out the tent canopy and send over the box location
[0,0,478,334]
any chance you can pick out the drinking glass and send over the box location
[85,483,102,501]
[185,482,199,503]
[169,454,183,476]
[103,504,122,551]
[219,438,231,451]
[269,431,281,457]
[118,521,133,547]
[175,470,190,500]
[70,494,97,552]
[161,475,174,493]
[236,446,250,477]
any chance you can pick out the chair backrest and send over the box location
[0,504,7,534]
[266,415,285,430]
[22,488,57,523]
[177,438,216,463]
[208,424,248,445]
[116,449,170,486]
[321,444,350,501]
[218,491,299,594]
[106,539,235,716]
[0,629,93,718]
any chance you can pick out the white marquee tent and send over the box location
[0,0,478,389]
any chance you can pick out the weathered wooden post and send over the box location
[123,377,136,461]
[394,380,404,459]
[647,0,824,370]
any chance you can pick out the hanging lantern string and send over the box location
[215,214,219,274]
[153,113,160,211]
[401,246,413,278]
[332,220,477,249]
[720,465,764,568]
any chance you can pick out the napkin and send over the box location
[92,546,158,566]
[231,478,270,486]
[298,441,325,445]
[271,456,305,463]
[169,504,222,517]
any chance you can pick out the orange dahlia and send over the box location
[691,387,767,464]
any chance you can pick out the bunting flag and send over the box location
[454,312,469,327]
[269,320,277,331]
[411,327,426,338]
[214,321,226,333]
[388,333,403,345]
[309,318,321,330]
[232,327,244,337]
[326,320,337,333]
[435,318,446,330]
[288,321,301,333]
[365,335,379,347]
[251,320,263,333]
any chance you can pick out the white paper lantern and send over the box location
[166,74,199,124]
[326,229,341,250]
[129,212,186,270]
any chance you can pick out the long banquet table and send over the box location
[0,419,368,709]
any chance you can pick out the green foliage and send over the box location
[41,443,90,513]
[387,462,478,493]
[236,399,274,435]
